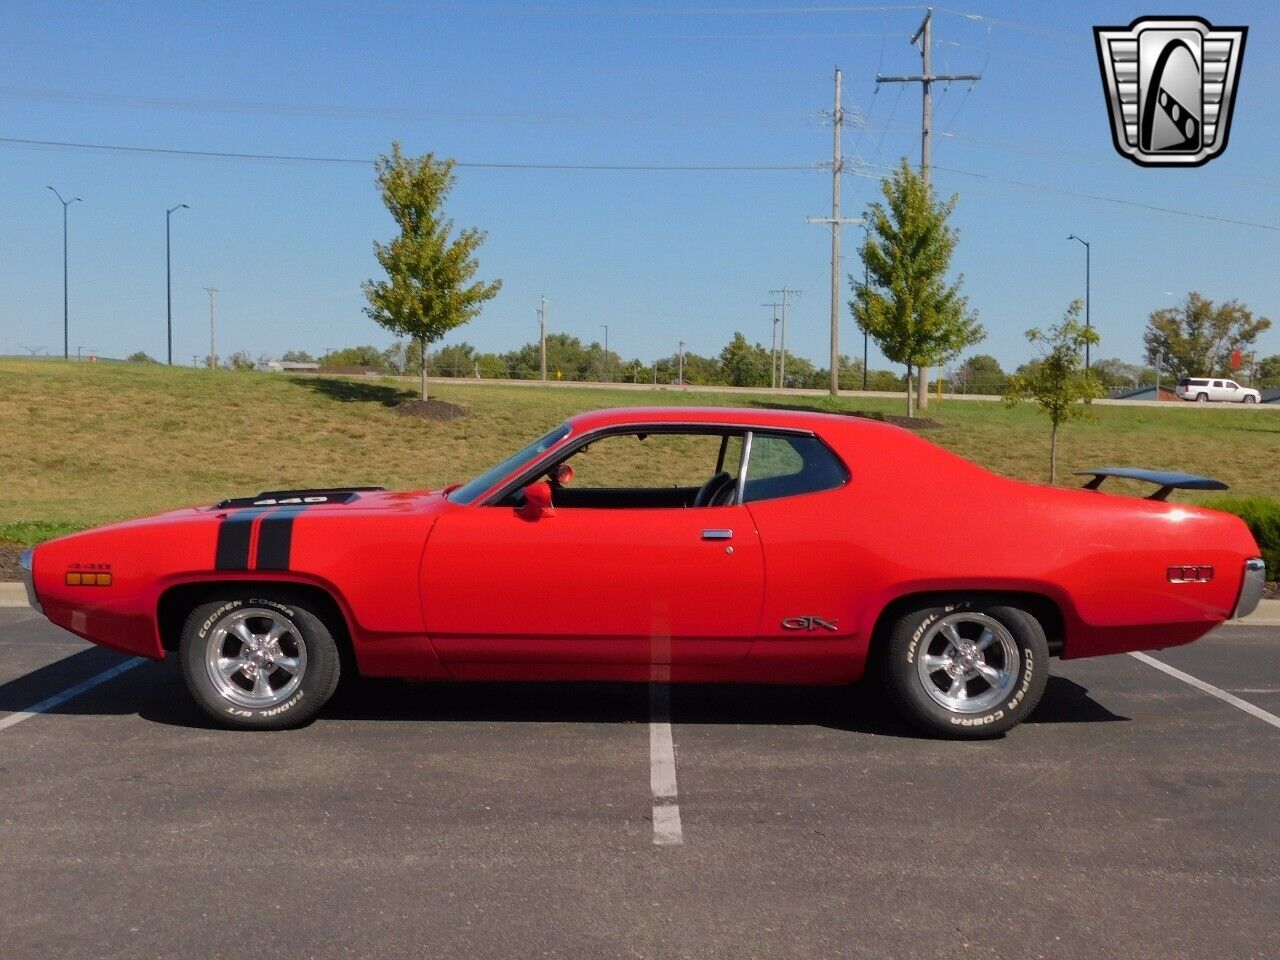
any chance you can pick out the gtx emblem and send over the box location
[1093,16,1246,167]
[781,616,838,632]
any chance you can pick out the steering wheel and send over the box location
[692,471,734,507]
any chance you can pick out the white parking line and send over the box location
[0,657,145,732]
[649,682,684,845]
[1130,651,1280,730]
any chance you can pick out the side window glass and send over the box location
[565,433,734,488]
[1213,380,1224,388]
[742,435,846,503]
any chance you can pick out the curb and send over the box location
[0,583,29,608]
[1,582,1277,621]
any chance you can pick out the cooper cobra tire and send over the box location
[179,592,340,730]
[882,599,1049,739]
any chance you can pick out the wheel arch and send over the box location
[866,589,1067,671]
[156,578,359,675]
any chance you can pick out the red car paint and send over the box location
[26,407,1260,685]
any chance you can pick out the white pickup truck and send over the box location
[1175,377,1262,403]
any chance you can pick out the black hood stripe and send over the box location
[255,505,309,571]
[214,508,270,570]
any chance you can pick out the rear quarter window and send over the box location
[742,434,847,503]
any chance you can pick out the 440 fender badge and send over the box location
[781,616,839,632]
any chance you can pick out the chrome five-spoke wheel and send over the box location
[204,608,308,710]
[915,611,1018,714]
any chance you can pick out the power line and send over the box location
[928,164,1280,233]
[4,134,1275,232]
[0,137,816,170]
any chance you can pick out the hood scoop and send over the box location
[213,487,385,509]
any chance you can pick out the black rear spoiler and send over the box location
[1076,468,1228,501]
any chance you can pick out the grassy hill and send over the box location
[2,358,1278,541]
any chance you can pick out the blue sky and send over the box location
[1,0,1276,371]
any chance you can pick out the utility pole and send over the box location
[806,68,861,397]
[861,223,870,391]
[46,187,82,361]
[761,301,781,388]
[769,287,801,388]
[537,296,548,382]
[600,324,609,382]
[677,340,686,386]
[204,287,218,369]
[165,203,189,366]
[877,6,980,410]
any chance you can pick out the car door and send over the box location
[420,429,764,671]
[1212,379,1226,400]
[735,432,860,683]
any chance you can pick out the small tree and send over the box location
[126,351,159,364]
[718,332,772,387]
[363,142,502,400]
[1004,300,1104,484]
[953,353,1005,394]
[850,159,984,417]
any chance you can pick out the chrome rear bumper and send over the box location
[1233,558,1267,619]
[20,547,41,614]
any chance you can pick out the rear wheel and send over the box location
[1196,392,1209,402]
[881,599,1049,738]
[179,592,340,729]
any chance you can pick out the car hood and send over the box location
[42,487,448,545]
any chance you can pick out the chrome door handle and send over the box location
[701,529,733,541]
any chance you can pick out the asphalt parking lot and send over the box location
[1,608,1276,960]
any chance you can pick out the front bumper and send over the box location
[20,547,41,614]
[1234,558,1267,619]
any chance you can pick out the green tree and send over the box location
[126,351,159,364]
[321,345,389,370]
[718,332,772,387]
[363,142,502,400]
[953,353,1004,394]
[225,350,256,371]
[1256,354,1280,387]
[1004,300,1104,484]
[428,343,478,377]
[1142,292,1271,379]
[281,349,315,363]
[850,159,984,417]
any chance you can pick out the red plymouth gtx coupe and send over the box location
[20,406,1266,736]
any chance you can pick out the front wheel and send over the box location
[881,600,1049,738]
[1244,394,1258,404]
[179,593,341,729]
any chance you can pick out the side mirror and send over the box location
[518,481,554,520]
[553,463,575,486]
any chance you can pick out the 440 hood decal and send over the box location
[212,488,383,571]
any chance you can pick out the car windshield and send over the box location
[447,423,572,504]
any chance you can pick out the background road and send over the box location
[0,609,1276,960]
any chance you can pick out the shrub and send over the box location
[1204,496,1280,581]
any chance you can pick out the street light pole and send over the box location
[46,187,82,361]
[677,340,686,386]
[1068,234,1092,372]
[600,324,609,382]
[166,204,189,366]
